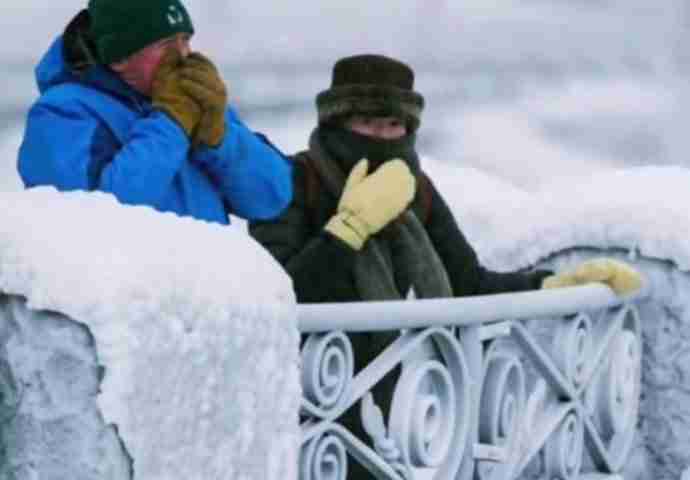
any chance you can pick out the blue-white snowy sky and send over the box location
[1,1,689,192]
[1,1,685,67]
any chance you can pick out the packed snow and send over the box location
[426,162,690,275]
[0,189,300,479]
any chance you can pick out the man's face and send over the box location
[110,33,191,96]
[345,115,407,140]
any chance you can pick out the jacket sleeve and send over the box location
[18,99,190,207]
[191,108,292,221]
[249,162,358,303]
[423,176,551,296]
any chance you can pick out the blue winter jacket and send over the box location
[18,36,292,224]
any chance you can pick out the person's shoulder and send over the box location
[290,150,310,163]
[289,150,314,175]
[35,81,105,110]
[224,106,243,124]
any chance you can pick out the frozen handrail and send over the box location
[297,283,623,333]
[297,282,643,480]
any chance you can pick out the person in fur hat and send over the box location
[18,0,291,224]
[250,54,642,477]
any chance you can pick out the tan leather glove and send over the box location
[179,52,228,147]
[324,159,416,250]
[151,49,203,137]
[541,258,643,295]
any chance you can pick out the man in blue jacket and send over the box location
[18,0,292,224]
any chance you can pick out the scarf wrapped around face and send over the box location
[311,126,453,301]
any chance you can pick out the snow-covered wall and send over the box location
[0,189,301,480]
[432,163,690,479]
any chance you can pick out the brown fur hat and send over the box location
[316,54,425,131]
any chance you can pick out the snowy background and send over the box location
[1,1,690,193]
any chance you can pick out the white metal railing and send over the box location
[296,284,642,480]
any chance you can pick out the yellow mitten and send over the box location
[324,158,416,250]
[541,258,643,295]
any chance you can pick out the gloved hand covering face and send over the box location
[151,49,203,137]
[179,52,228,147]
[541,258,643,295]
[325,158,416,250]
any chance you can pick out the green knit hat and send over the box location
[88,0,194,65]
[316,54,425,131]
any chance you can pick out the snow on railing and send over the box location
[296,284,642,480]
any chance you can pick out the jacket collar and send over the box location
[35,34,150,112]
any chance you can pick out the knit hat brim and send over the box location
[316,84,424,131]
[89,0,194,65]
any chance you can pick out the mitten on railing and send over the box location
[541,258,643,295]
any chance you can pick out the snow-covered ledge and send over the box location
[0,189,301,479]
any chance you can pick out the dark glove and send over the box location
[179,52,228,148]
[151,49,203,137]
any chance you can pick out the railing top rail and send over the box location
[297,284,626,333]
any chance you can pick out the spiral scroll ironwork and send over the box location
[553,314,592,388]
[390,359,455,468]
[300,433,348,480]
[387,328,471,479]
[586,306,641,472]
[544,412,584,480]
[301,332,354,412]
[479,353,525,448]
[476,346,526,480]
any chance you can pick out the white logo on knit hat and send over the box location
[167,4,185,26]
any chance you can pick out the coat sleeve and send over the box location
[249,161,359,303]
[18,99,190,207]
[191,108,292,221]
[423,176,551,296]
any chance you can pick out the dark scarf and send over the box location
[317,125,420,174]
[310,127,452,301]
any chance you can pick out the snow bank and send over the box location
[427,162,690,274]
[482,166,690,274]
[435,164,690,479]
[0,188,300,480]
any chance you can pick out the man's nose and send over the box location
[174,37,191,58]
